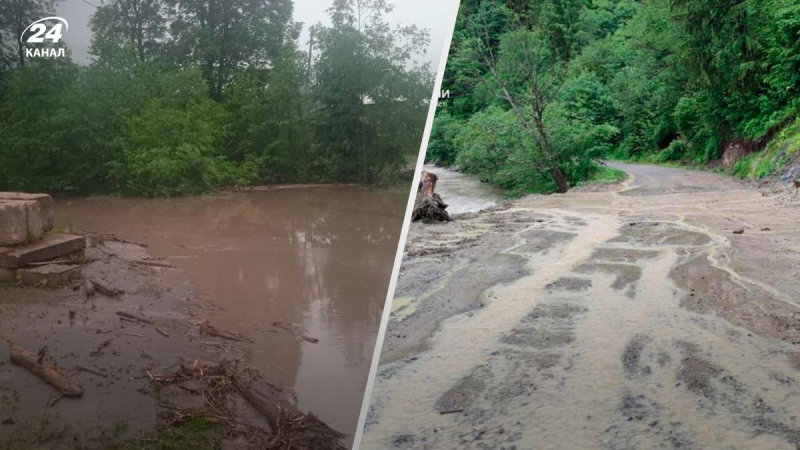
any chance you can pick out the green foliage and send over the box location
[0,0,431,196]
[732,117,800,179]
[430,0,800,195]
[427,113,463,166]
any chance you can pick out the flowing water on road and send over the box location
[362,164,800,449]
[423,165,504,215]
[56,186,407,439]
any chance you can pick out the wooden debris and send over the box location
[76,365,108,378]
[733,227,745,235]
[439,408,464,415]
[199,321,253,343]
[155,327,170,337]
[89,278,124,297]
[9,344,83,397]
[116,310,153,324]
[272,320,319,344]
[90,339,112,357]
[240,381,345,449]
[128,259,173,268]
[110,236,148,247]
[148,360,344,449]
[412,171,451,223]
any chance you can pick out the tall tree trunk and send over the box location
[552,165,568,193]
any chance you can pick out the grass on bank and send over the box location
[731,117,800,180]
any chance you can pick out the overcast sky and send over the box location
[55,0,458,67]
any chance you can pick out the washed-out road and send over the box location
[360,162,800,450]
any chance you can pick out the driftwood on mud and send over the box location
[128,259,173,268]
[200,321,253,343]
[272,320,319,344]
[412,171,451,223]
[116,310,153,324]
[239,380,345,450]
[9,344,84,397]
[76,365,108,378]
[148,360,346,450]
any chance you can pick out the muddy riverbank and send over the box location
[0,235,325,448]
[52,187,406,442]
[362,163,800,449]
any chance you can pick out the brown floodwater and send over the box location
[55,186,407,439]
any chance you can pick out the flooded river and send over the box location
[56,186,407,438]
[423,164,503,214]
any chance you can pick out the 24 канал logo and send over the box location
[20,17,68,59]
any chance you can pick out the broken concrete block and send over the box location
[18,264,81,287]
[0,201,29,245]
[0,234,85,269]
[22,200,44,242]
[0,193,54,231]
[0,199,45,244]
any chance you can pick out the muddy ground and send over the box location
[0,235,343,449]
[362,162,800,450]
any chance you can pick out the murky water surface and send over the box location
[424,164,503,214]
[56,186,406,437]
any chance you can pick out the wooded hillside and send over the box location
[429,0,800,195]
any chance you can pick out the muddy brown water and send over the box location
[55,186,407,439]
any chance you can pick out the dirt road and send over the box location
[360,163,800,450]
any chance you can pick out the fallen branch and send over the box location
[116,311,153,324]
[155,327,170,337]
[128,259,173,268]
[25,260,80,267]
[272,320,319,344]
[199,321,253,343]
[149,360,344,449]
[90,339,112,357]
[9,344,83,397]
[76,365,108,378]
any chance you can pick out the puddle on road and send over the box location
[56,186,406,438]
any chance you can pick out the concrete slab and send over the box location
[18,264,81,287]
[22,200,44,242]
[0,199,45,245]
[0,234,86,269]
[0,200,30,245]
[0,193,54,231]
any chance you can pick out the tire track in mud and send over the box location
[363,186,800,449]
[362,210,620,448]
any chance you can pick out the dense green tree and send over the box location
[0,0,432,196]
[311,0,431,183]
[0,0,56,68]
[430,0,799,196]
[165,0,294,100]
[90,0,167,62]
